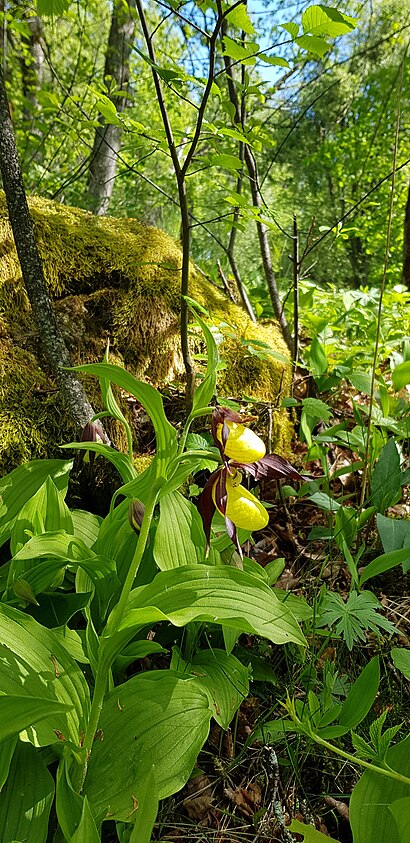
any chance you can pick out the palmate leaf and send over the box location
[83,671,212,821]
[0,604,90,746]
[0,742,54,843]
[317,591,395,650]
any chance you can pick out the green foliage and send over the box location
[0,318,303,841]
[317,591,396,650]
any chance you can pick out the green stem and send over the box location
[178,406,214,455]
[72,480,163,792]
[311,732,410,786]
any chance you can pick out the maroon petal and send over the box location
[224,515,242,559]
[197,470,219,555]
[211,406,255,461]
[235,453,309,483]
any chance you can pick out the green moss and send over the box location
[0,192,293,472]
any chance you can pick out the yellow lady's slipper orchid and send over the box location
[212,469,269,531]
[216,421,266,463]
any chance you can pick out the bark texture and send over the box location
[0,61,95,427]
[87,0,136,216]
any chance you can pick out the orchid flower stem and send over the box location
[73,479,163,793]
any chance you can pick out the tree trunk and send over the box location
[402,182,410,290]
[0,61,95,428]
[86,0,136,216]
[220,30,292,351]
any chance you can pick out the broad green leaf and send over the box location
[0,742,54,842]
[29,591,92,627]
[289,818,339,841]
[370,438,401,513]
[308,337,328,376]
[128,766,158,843]
[359,548,410,586]
[0,695,72,741]
[391,648,410,681]
[282,21,299,37]
[296,34,329,56]
[72,510,102,548]
[53,626,89,663]
[62,441,137,484]
[389,797,410,840]
[96,94,121,125]
[350,735,410,843]
[37,0,71,15]
[9,531,115,596]
[0,604,90,746]
[191,311,218,413]
[172,647,249,729]
[0,459,72,547]
[71,797,100,842]
[226,3,255,34]
[153,490,206,570]
[0,736,17,791]
[68,363,178,476]
[83,672,212,820]
[56,756,86,841]
[377,514,410,555]
[10,476,73,557]
[260,54,289,67]
[339,657,379,730]
[119,565,306,646]
[222,36,256,64]
[210,153,244,170]
[302,6,355,37]
[348,370,373,394]
[392,361,410,391]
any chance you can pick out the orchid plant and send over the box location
[198,406,306,558]
[0,312,307,842]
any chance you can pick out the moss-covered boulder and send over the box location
[0,193,292,472]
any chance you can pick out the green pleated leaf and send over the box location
[350,735,410,843]
[123,566,305,645]
[71,510,102,548]
[0,459,72,548]
[191,310,218,413]
[0,736,17,791]
[0,695,73,742]
[10,476,73,558]
[71,797,100,842]
[0,742,54,843]
[172,647,249,729]
[128,766,158,843]
[339,656,380,730]
[389,797,410,841]
[0,604,90,746]
[153,490,206,570]
[56,755,86,841]
[68,362,178,474]
[392,361,410,391]
[83,671,212,820]
[62,441,137,484]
